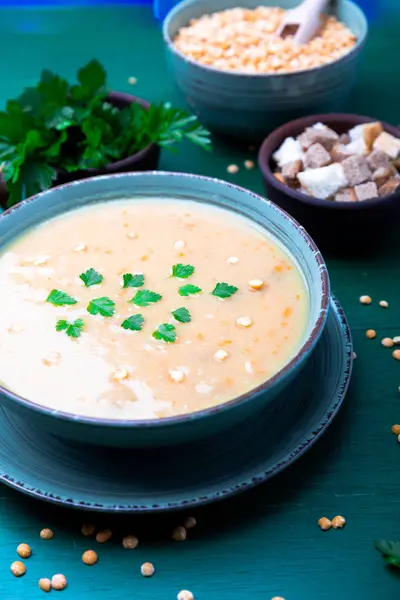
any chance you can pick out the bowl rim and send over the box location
[0,171,330,429]
[258,112,400,210]
[162,0,368,79]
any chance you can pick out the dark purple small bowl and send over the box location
[258,113,400,254]
[0,91,160,209]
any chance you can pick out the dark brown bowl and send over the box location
[258,113,400,254]
[0,91,160,209]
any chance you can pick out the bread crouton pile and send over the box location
[273,122,400,201]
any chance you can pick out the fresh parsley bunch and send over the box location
[0,59,211,207]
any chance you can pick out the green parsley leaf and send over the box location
[71,59,107,102]
[87,296,115,317]
[79,267,103,287]
[152,323,177,343]
[172,307,192,323]
[46,289,77,306]
[178,284,202,297]
[171,263,195,279]
[211,282,238,299]
[129,290,162,307]
[121,314,144,331]
[0,59,210,208]
[56,318,84,338]
[122,273,145,288]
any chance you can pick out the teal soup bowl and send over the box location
[163,0,368,141]
[0,173,329,447]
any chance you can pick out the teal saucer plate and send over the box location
[0,296,352,513]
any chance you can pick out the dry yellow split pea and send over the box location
[172,526,187,542]
[244,159,255,170]
[382,337,394,348]
[366,329,376,340]
[353,352,357,360]
[393,349,400,361]
[177,591,195,600]
[393,336,400,345]
[51,574,67,591]
[237,316,252,328]
[398,434,400,444]
[318,517,332,531]
[271,597,286,600]
[122,535,139,549]
[40,528,54,540]
[81,523,96,537]
[331,515,346,529]
[39,578,52,593]
[392,424,400,435]
[183,516,197,529]
[379,300,389,308]
[173,7,356,74]
[10,561,26,577]
[128,76,137,85]
[141,562,155,577]
[17,543,32,559]
[82,550,98,566]
[248,279,264,291]
[227,164,239,174]
[360,295,372,305]
[96,529,112,543]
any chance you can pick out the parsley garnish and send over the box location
[211,282,238,299]
[0,59,211,208]
[46,289,77,306]
[87,296,115,317]
[374,541,400,568]
[172,263,195,279]
[121,314,144,331]
[79,268,103,287]
[172,307,192,323]
[178,284,202,297]
[129,290,162,307]
[152,323,177,343]
[56,318,84,338]
[122,273,145,288]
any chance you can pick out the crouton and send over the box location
[345,138,368,156]
[373,132,400,159]
[379,178,400,197]
[330,144,352,162]
[348,124,364,142]
[304,143,331,169]
[372,166,393,188]
[312,122,328,131]
[338,133,351,145]
[298,126,339,151]
[342,155,372,186]
[298,163,348,199]
[367,149,391,171]
[334,188,358,202]
[273,137,305,167]
[282,159,303,185]
[354,182,379,201]
[363,122,384,150]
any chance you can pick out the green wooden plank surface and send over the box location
[1,3,400,599]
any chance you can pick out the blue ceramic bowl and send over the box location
[0,172,329,448]
[163,0,368,141]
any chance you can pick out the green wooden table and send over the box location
[1,3,400,599]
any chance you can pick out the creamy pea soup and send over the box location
[0,199,309,420]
